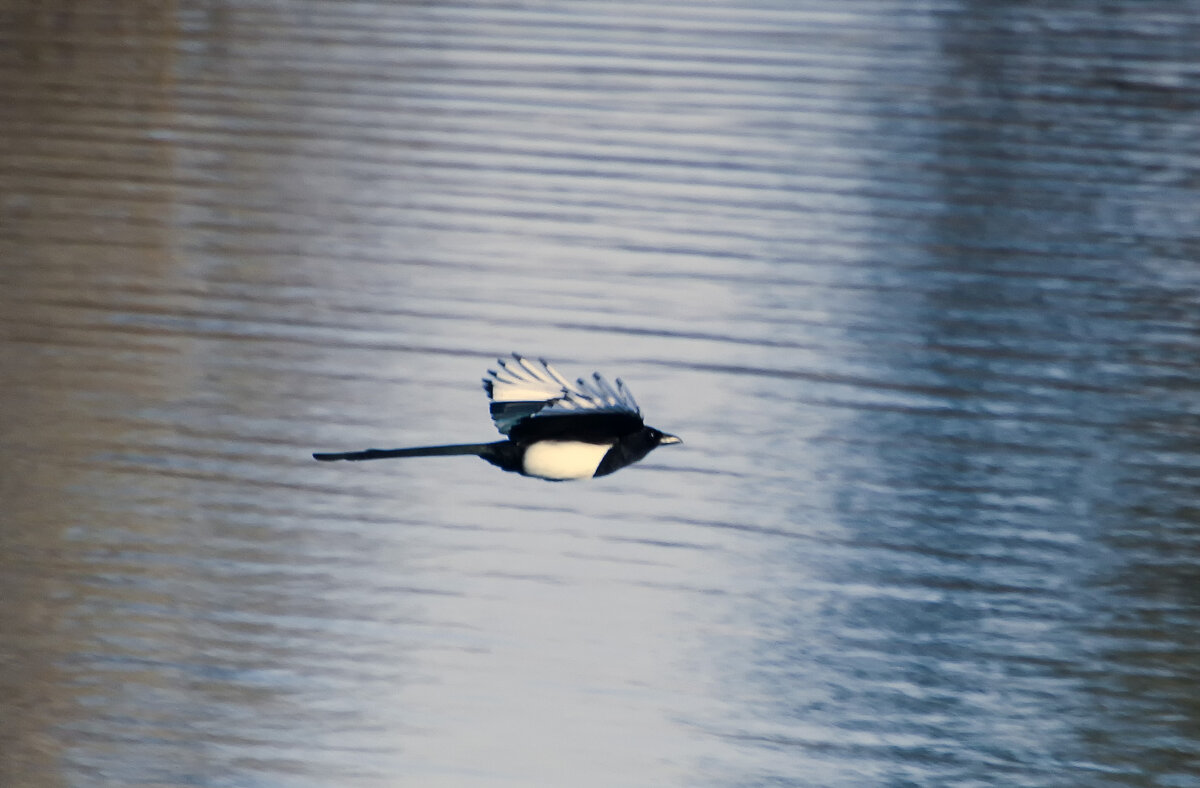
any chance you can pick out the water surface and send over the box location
[3,2,1199,786]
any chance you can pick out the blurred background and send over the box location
[2,1,1199,786]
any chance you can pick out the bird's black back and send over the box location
[507,412,645,444]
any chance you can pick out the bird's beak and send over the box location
[659,433,682,445]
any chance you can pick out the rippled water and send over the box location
[3,2,1199,786]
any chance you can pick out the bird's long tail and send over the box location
[313,442,502,462]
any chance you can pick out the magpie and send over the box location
[313,353,681,480]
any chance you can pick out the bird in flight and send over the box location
[313,353,680,480]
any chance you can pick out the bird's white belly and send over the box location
[522,440,611,480]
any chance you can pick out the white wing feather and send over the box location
[486,355,565,402]
[483,354,640,434]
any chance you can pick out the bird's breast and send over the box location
[521,440,613,481]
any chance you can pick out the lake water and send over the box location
[3,2,1199,786]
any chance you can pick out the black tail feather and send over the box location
[313,442,500,462]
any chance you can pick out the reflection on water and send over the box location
[3,1,1199,786]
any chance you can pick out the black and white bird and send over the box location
[313,353,680,480]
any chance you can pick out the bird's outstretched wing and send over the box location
[483,353,642,437]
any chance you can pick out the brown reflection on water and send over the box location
[2,3,180,784]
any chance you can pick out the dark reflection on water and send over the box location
[3,1,1200,787]
[715,6,1200,786]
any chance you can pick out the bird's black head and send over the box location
[645,427,682,448]
[592,425,682,478]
